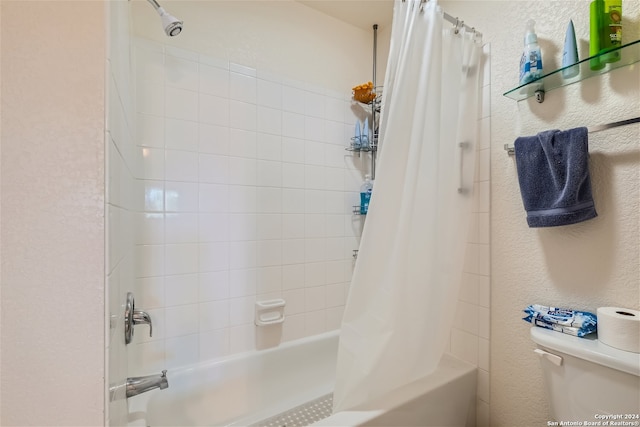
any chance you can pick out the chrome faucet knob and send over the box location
[124,292,154,344]
[132,309,153,337]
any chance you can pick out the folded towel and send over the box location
[523,304,597,337]
[514,127,597,227]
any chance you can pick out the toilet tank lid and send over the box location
[530,327,640,376]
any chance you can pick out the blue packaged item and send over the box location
[523,304,597,337]
[525,317,593,337]
[360,174,373,215]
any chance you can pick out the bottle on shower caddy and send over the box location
[352,121,362,149]
[360,174,373,215]
[519,19,543,85]
[361,117,370,149]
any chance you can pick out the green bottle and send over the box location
[590,0,605,70]
[600,0,622,63]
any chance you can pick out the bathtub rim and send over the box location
[165,329,340,379]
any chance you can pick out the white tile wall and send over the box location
[131,38,369,373]
[106,2,137,425]
[450,43,491,427]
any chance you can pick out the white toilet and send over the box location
[530,326,640,421]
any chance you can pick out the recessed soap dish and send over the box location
[255,299,286,326]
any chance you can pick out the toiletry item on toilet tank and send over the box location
[589,0,605,70]
[519,19,543,85]
[600,0,622,63]
[562,20,579,79]
[522,304,598,337]
[360,174,373,215]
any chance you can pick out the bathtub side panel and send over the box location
[315,356,477,427]
[363,369,477,427]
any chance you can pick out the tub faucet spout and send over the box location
[126,370,168,398]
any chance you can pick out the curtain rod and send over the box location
[404,0,483,38]
[442,10,482,38]
[503,116,640,156]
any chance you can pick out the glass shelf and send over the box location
[503,39,640,102]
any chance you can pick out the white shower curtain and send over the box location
[333,0,482,412]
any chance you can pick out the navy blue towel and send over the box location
[514,127,597,228]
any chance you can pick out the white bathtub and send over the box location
[127,330,477,427]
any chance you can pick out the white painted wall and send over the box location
[443,1,640,425]
[0,2,106,425]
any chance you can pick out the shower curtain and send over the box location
[333,0,482,412]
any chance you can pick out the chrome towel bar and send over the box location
[504,116,640,156]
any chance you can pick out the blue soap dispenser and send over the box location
[519,19,543,85]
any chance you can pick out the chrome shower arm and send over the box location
[139,0,183,37]
[146,0,162,12]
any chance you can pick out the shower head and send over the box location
[145,0,183,37]
[158,8,183,37]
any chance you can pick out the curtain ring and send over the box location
[454,19,464,34]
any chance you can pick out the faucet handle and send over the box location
[124,292,154,345]
[132,310,153,337]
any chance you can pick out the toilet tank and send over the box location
[530,327,640,422]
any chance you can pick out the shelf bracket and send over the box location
[535,89,545,103]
